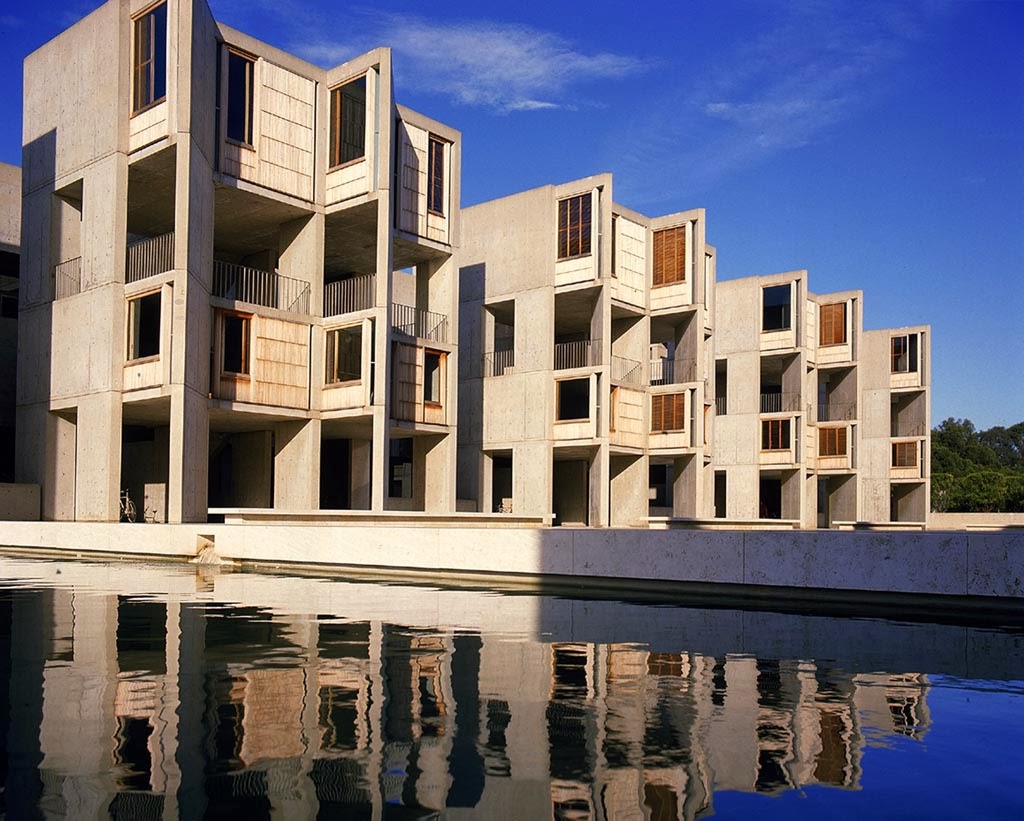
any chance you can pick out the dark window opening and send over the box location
[329,77,367,167]
[222,313,250,375]
[325,325,362,384]
[649,464,669,508]
[556,378,590,421]
[891,334,919,373]
[428,137,445,214]
[132,3,168,113]
[762,284,792,332]
[388,437,413,498]
[226,51,255,144]
[714,471,727,518]
[424,349,443,404]
[127,291,161,360]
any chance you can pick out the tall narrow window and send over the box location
[427,137,445,215]
[127,292,161,360]
[325,325,362,384]
[651,393,687,432]
[818,426,848,457]
[423,350,444,404]
[226,51,255,144]
[891,334,918,373]
[222,313,250,375]
[557,194,591,260]
[762,284,792,331]
[132,3,168,113]
[652,225,687,286]
[761,418,791,450]
[329,76,367,168]
[819,302,846,346]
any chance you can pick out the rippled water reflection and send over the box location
[0,555,1022,819]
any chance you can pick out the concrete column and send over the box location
[74,392,123,521]
[610,453,647,526]
[274,418,321,510]
[590,445,610,527]
[167,385,209,523]
[45,409,77,520]
[351,438,372,509]
[371,191,394,512]
[672,454,696,518]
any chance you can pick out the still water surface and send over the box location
[0,555,1022,819]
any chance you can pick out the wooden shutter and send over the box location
[819,426,847,456]
[557,194,591,259]
[651,393,686,432]
[819,302,846,346]
[653,226,686,287]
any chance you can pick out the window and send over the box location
[127,291,161,360]
[761,418,791,450]
[653,225,687,286]
[556,378,590,421]
[325,325,362,384]
[819,302,846,346]
[222,312,250,375]
[892,441,918,468]
[226,51,255,144]
[818,426,847,457]
[762,284,792,332]
[132,3,168,113]
[423,349,444,404]
[329,76,366,168]
[891,334,918,373]
[651,393,687,432]
[427,137,445,215]
[557,194,591,260]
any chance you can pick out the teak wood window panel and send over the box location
[226,50,255,145]
[818,426,848,457]
[651,393,687,433]
[329,76,367,169]
[892,441,918,468]
[427,137,445,215]
[819,302,847,346]
[652,225,687,287]
[557,194,592,260]
[761,418,791,451]
[132,2,168,114]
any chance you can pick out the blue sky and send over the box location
[1,0,1021,428]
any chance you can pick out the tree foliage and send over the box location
[931,418,1024,512]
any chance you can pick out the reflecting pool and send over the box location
[0,554,1022,819]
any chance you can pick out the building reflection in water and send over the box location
[0,564,948,819]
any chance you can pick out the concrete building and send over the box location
[0,162,19,482]
[457,175,716,526]
[713,272,930,527]
[16,0,461,523]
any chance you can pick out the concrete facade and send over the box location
[0,162,19,482]
[16,0,461,523]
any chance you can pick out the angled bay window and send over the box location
[652,225,686,287]
[651,393,687,432]
[127,291,161,360]
[132,2,168,114]
[891,334,918,373]
[819,302,846,346]
[428,137,445,215]
[762,284,792,331]
[325,325,362,384]
[226,51,255,144]
[761,418,791,450]
[818,426,847,457]
[557,194,591,260]
[329,76,366,168]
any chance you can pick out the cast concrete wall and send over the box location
[0,484,40,520]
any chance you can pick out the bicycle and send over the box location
[120,489,137,523]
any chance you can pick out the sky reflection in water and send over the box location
[0,556,1022,820]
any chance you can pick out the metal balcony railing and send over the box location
[760,392,801,413]
[650,357,697,385]
[611,355,643,386]
[483,349,515,377]
[554,339,601,370]
[392,303,449,343]
[213,260,310,314]
[126,232,174,284]
[891,421,926,437]
[817,401,857,422]
[324,273,375,317]
[715,396,727,416]
[54,257,82,300]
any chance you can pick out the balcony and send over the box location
[392,303,449,344]
[554,339,601,370]
[54,257,82,300]
[483,349,514,377]
[650,357,696,385]
[818,401,857,422]
[760,392,801,414]
[324,273,375,317]
[213,261,311,315]
[126,232,174,284]
[611,355,643,386]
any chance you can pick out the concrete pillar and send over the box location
[167,385,209,523]
[350,438,372,509]
[610,453,647,526]
[74,392,122,521]
[672,454,696,518]
[371,191,394,512]
[45,409,77,520]
[590,445,610,527]
[275,418,321,510]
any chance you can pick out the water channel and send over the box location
[0,553,1022,819]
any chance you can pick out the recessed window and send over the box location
[427,137,445,215]
[652,225,687,287]
[325,325,362,384]
[127,291,161,360]
[651,392,686,432]
[226,51,255,144]
[761,418,791,450]
[222,312,250,375]
[818,426,847,457]
[892,441,918,467]
[762,284,792,332]
[556,378,590,421]
[557,194,591,260]
[132,3,168,113]
[329,76,366,168]
[424,349,444,404]
[388,437,413,498]
[819,302,847,346]
[891,334,918,373]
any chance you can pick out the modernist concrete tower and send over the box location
[457,175,716,526]
[16,0,461,523]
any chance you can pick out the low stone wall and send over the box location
[1,521,1021,605]
[930,512,1024,530]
